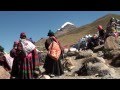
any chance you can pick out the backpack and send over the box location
[20,39,36,56]
[48,38,61,61]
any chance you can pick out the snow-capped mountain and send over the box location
[61,22,74,28]
[55,22,77,37]
[57,22,76,31]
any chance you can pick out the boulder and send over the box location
[104,50,120,59]
[93,45,104,52]
[69,47,78,52]
[104,36,120,50]
[0,66,10,79]
[63,57,77,71]
[75,56,115,77]
[64,48,69,54]
[76,50,94,59]
[97,51,104,57]
[111,54,120,67]
[67,51,76,56]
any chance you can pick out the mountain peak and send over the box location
[58,22,75,31]
[61,22,74,28]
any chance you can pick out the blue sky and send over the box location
[0,11,120,53]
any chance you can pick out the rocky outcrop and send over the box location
[104,50,120,59]
[104,36,120,50]
[93,45,104,52]
[0,66,10,79]
[75,56,115,77]
[63,57,77,71]
[76,50,94,59]
[111,54,120,67]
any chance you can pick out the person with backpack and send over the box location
[43,30,64,77]
[10,32,40,79]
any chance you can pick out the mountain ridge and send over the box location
[35,13,120,51]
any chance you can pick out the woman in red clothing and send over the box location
[10,33,40,79]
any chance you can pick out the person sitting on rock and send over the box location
[78,37,87,51]
[87,34,99,50]
[97,25,105,44]
[105,17,118,39]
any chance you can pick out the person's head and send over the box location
[13,41,19,49]
[97,25,103,30]
[110,17,115,22]
[17,42,23,50]
[47,30,55,37]
[20,32,27,39]
[93,34,98,39]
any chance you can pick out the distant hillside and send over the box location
[35,14,120,51]
[35,38,47,51]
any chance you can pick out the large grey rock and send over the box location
[75,56,115,77]
[64,48,69,54]
[93,45,104,52]
[76,50,94,59]
[111,54,120,67]
[104,36,120,50]
[104,50,120,59]
[63,57,77,71]
[67,51,78,57]
[97,51,104,57]
[0,66,10,79]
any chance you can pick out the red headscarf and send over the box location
[97,25,103,30]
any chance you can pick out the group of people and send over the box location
[77,17,120,51]
[9,30,64,79]
[10,32,41,79]
[0,17,120,79]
